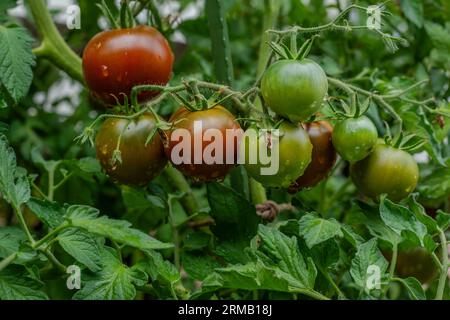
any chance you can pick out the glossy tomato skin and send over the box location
[350,144,419,201]
[164,106,242,181]
[83,25,174,105]
[241,122,313,188]
[96,113,167,185]
[261,59,328,122]
[288,121,336,193]
[332,116,378,163]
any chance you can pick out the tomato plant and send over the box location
[0,0,448,303]
[83,25,174,105]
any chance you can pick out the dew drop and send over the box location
[96,42,102,49]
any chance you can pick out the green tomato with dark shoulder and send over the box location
[240,122,313,188]
[350,144,419,201]
[332,116,378,162]
[261,59,328,122]
[95,113,167,186]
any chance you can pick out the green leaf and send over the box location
[183,231,211,251]
[417,108,446,166]
[379,197,427,246]
[142,250,180,285]
[202,261,295,292]
[395,277,426,300]
[66,205,173,250]
[0,227,36,263]
[26,197,65,228]
[425,22,450,52]
[436,210,450,231]
[121,186,167,229]
[298,213,343,248]
[58,228,102,272]
[350,239,388,294]
[341,224,365,247]
[256,224,317,289]
[0,26,35,103]
[310,239,340,270]
[406,194,437,233]
[418,168,450,201]
[400,0,423,27]
[0,266,48,300]
[73,248,147,300]
[0,135,30,207]
[207,182,260,241]
[182,252,222,280]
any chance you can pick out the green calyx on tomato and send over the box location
[95,113,167,186]
[350,144,419,201]
[332,115,378,163]
[164,105,242,181]
[240,122,313,188]
[288,121,336,193]
[82,25,174,106]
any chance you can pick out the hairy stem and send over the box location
[164,165,199,215]
[26,0,84,83]
[435,230,449,300]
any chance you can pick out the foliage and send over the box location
[0,0,448,301]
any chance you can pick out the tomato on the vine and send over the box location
[384,247,438,284]
[95,113,167,185]
[350,144,419,201]
[332,116,378,162]
[288,121,336,193]
[83,25,174,106]
[261,59,328,122]
[164,105,242,181]
[240,122,313,188]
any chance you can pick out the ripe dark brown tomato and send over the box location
[95,113,167,185]
[164,106,242,181]
[83,25,174,106]
[288,121,336,193]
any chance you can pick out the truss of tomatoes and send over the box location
[85,27,419,203]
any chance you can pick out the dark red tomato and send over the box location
[83,25,174,106]
[384,247,438,284]
[288,121,336,193]
[164,106,242,181]
[95,113,167,185]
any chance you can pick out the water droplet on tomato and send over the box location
[101,65,109,77]
[96,42,102,49]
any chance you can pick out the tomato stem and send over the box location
[25,0,84,83]
[435,229,449,300]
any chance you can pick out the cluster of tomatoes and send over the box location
[82,25,419,202]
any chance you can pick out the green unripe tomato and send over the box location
[261,59,328,122]
[350,144,419,201]
[240,122,313,188]
[332,116,378,162]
